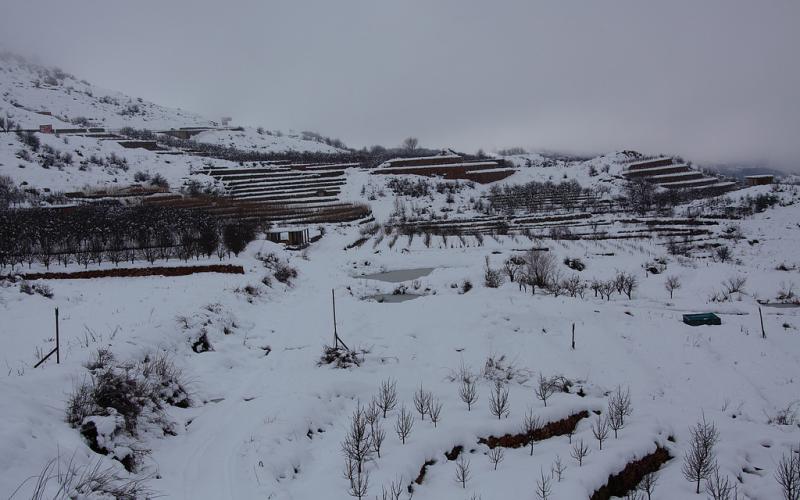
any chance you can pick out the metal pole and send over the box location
[55,307,60,364]
[758,306,765,339]
[332,289,338,348]
[571,323,575,350]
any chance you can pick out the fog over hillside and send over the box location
[1,0,798,170]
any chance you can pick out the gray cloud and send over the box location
[2,0,798,170]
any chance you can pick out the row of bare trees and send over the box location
[0,204,259,271]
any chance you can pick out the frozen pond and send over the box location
[360,267,435,283]
[366,293,422,303]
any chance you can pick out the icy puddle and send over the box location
[366,293,422,303]
[360,267,435,282]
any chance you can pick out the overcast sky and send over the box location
[2,1,798,169]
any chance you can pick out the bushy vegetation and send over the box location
[66,349,189,471]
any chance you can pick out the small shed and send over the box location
[265,227,310,248]
[746,175,774,186]
[683,313,721,326]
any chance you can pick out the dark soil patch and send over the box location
[408,459,436,494]
[14,264,245,280]
[444,445,463,461]
[590,446,672,500]
[478,410,590,449]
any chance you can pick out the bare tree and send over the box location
[682,415,719,494]
[665,275,682,299]
[715,245,732,263]
[376,378,398,418]
[571,439,589,466]
[706,465,737,500]
[608,386,633,439]
[378,477,404,500]
[489,382,510,419]
[459,375,479,411]
[344,458,369,499]
[429,397,443,427]
[552,455,566,482]
[503,256,526,282]
[455,455,471,488]
[403,137,419,151]
[775,445,800,500]
[620,272,639,299]
[394,405,414,444]
[535,468,552,500]
[592,414,610,450]
[341,402,374,474]
[525,250,556,294]
[413,384,432,421]
[535,373,556,407]
[365,398,381,426]
[638,471,659,500]
[370,420,386,459]
[522,409,542,456]
[487,447,504,470]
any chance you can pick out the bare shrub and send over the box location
[535,467,552,500]
[592,414,610,450]
[534,373,557,407]
[682,415,719,494]
[459,370,479,411]
[571,439,589,466]
[481,354,531,385]
[318,345,367,368]
[608,386,633,438]
[489,382,510,419]
[638,471,659,500]
[665,275,682,299]
[378,478,403,500]
[343,457,369,499]
[484,256,503,288]
[429,397,443,427]
[524,250,556,294]
[341,402,373,474]
[455,455,471,488]
[487,447,504,470]
[394,405,414,444]
[376,378,398,418]
[715,245,732,263]
[723,276,747,296]
[369,419,386,459]
[503,256,526,282]
[413,384,433,421]
[552,455,566,482]
[775,444,800,500]
[522,409,542,455]
[706,465,737,500]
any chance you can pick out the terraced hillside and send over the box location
[374,153,516,183]
[622,157,737,193]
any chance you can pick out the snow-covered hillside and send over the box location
[0,52,212,130]
[2,53,800,500]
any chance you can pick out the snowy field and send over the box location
[2,52,799,500]
[2,196,800,499]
